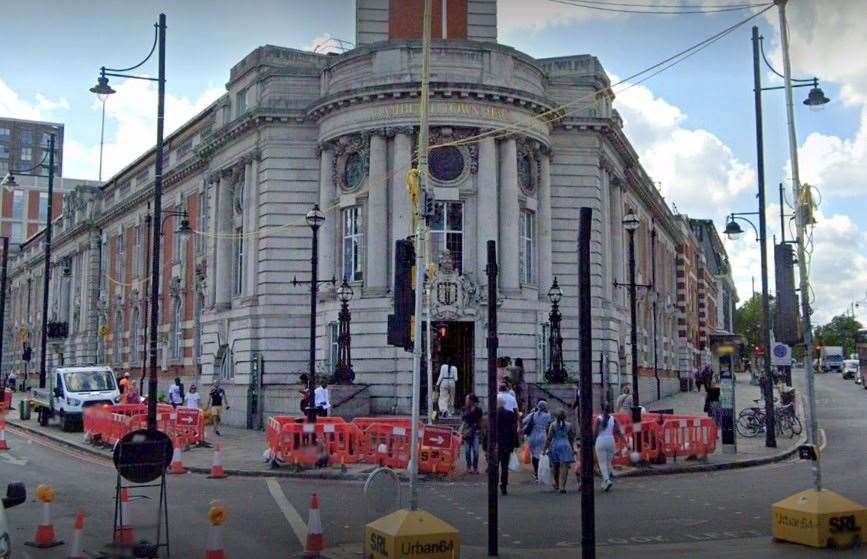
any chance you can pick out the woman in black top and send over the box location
[461,394,483,474]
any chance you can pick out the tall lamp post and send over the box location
[3,133,56,389]
[0,238,9,392]
[724,212,775,446]
[90,13,167,432]
[292,205,335,423]
[745,23,829,448]
[334,279,355,384]
[545,278,566,383]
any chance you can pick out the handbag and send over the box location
[508,451,521,472]
[520,443,531,465]
[522,412,535,436]
[537,454,553,485]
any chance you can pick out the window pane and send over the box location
[12,191,24,219]
[11,223,23,243]
[38,192,48,221]
[430,203,444,230]
[446,232,463,272]
[446,203,462,231]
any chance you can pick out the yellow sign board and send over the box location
[772,489,866,549]
[365,509,460,559]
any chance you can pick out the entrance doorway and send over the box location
[430,321,474,413]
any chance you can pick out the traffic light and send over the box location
[22,343,31,362]
[387,238,415,352]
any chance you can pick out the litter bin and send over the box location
[19,399,31,421]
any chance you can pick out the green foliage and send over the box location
[814,314,863,356]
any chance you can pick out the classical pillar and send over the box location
[391,132,413,245]
[367,133,388,294]
[207,176,219,307]
[538,152,553,297]
[215,172,233,309]
[318,146,335,286]
[245,158,259,297]
[498,137,520,291]
[477,136,498,286]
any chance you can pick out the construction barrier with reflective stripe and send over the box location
[1,388,11,414]
[611,413,719,467]
[83,404,206,448]
[660,417,718,460]
[267,419,363,467]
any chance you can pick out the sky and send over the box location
[1,0,865,327]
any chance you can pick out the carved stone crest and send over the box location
[429,251,477,320]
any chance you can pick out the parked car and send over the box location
[0,483,26,558]
[842,359,859,380]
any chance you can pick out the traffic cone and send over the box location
[26,485,63,548]
[113,488,134,545]
[67,512,85,559]
[208,443,227,479]
[304,493,324,558]
[169,439,187,474]
[0,419,8,450]
[206,502,227,559]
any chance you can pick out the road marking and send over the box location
[265,478,307,546]
[0,453,27,466]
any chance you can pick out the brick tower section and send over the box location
[389,0,468,40]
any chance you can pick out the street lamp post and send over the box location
[546,278,566,383]
[91,13,167,431]
[3,133,56,389]
[622,210,643,441]
[0,238,9,392]
[335,278,355,384]
[292,205,334,423]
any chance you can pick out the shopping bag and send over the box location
[537,454,553,485]
[520,443,531,465]
[508,451,520,472]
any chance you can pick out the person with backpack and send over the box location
[544,409,576,493]
[594,404,622,492]
[521,399,553,480]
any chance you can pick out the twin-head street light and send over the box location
[90,13,166,432]
[545,277,566,383]
[335,278,355,385]
[2,133,57,390]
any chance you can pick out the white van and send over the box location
[28,366,121,431]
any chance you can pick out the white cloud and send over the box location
[613,80,755,221]
[62,79,223,180]
[0,79,69,121]
[498,0,612,33]
[303,33,346,54]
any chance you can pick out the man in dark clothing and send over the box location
[496,399,519,495]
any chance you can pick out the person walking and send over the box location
[461,394,483,474]
[615,385,632,413]
[119,372,131,404]
[522,400,553,479]
[6,370,16,392]
[544,409,576,493]
[314,379,331,417]
[496,384,518,413]
[184,384,201,409]
[168,377,184,409]
[298,374,312,414]
[594,404,621,492]
[496,397,519,495]
[496,357,510,390]
[207,380,229,435]
[436,363,457,417]
[508,358,525,412]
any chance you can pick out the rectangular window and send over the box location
[177,139,193,159]
[197,191,207,255]
[430,201,463,273]
[41,133,52,147]
[133,225,142,277]
[519,210,536,285]
[19,130,32,145]
[328,322,339,374]
[236,87,248,116]
[173,207,183,262]
[10,223,23,243]
[0,144,8,158]
[135,168,150,185]
[342,206,363,282]
[12,190,24,219]
[233,226,244,295]
[0,128,9,138]
[20,147,32,161]
[171,299,183,360]
[117,231,126,283]
[38,192,48,222]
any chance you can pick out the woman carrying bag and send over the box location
[521,400,554,480]
[543,409,576,493]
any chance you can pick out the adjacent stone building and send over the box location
[3,1,733,425]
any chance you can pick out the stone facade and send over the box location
[2,2,733,425]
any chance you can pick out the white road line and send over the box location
[265,478,308,546]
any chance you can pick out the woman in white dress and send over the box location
[436,363,458,417]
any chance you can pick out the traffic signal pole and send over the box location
[408,0,433,512]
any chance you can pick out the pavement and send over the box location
[0,371,864,558]
[4,372,804,481]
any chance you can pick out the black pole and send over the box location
[38,133,55,389]
[752,25,776,447]
[578,208,595,559]
[146,14,167,431]
[0,237,8,392]
[627,228,642,453]
[336,289,353,384]
[307,220,320,423]
[140,211,152,395]
[485,240,498,557]
[651,227,660,401]
[779,183,786,244]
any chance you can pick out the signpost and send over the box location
[716,344,736,454]
[772,342,793,386]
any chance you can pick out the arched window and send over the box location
[130,308,140,363]
[171,297,183,360]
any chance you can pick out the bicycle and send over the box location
[736,399,802,439]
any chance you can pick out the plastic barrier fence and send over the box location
[83,405,206,448]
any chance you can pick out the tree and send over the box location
[734,293,778,357]
[814,314,863,357]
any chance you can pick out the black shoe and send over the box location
[215,429,221,436]
[500,486,508,496]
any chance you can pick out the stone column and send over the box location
[538,152,553,296]
[476,136,498,286]
[367,134,388,294]
[318,147,335,286]
[245,158,259,297]
[207,176,219,307]
[498,137,520,291]
[391,132,413,244]
[215,172,234,309]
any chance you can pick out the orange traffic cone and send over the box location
[206,502,227,559]
[208,443,227,479]
[0,419,9,450]
[26,484,63,548]
[113,488,134,545]
[169,439,187,474]
[304,493,324,558]
[67,512,85,559]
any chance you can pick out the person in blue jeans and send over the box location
[544,409,576,493]
[461,394,483,474]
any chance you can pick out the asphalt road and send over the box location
[1,371,864,558]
